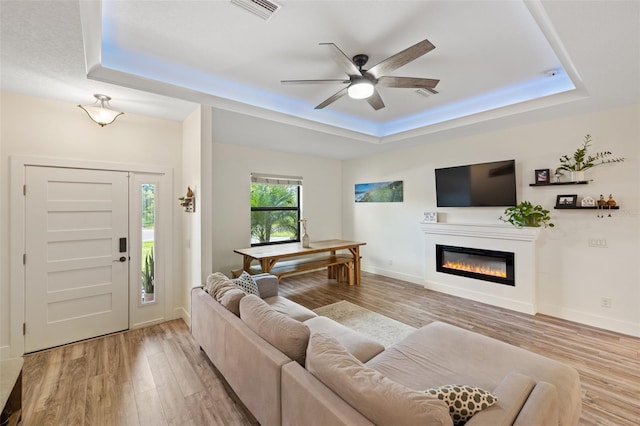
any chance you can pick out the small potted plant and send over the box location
[558,134,624,182]
[142,249,154,302]
[500,201,554,228]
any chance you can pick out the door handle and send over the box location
[113,256,127,262]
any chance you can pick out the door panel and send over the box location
[25,166,129,352]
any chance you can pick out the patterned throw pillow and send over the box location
[425,384,498,426]
[234,271,260,297]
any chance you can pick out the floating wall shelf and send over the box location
[529,181,589,187]
[554,206,619,210]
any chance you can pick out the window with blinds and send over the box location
[250,173,302,246]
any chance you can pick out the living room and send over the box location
[1,0,639,425]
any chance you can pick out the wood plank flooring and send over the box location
[23,271,640,425]
[22,320,259,426]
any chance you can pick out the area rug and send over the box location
[313,300,415,348]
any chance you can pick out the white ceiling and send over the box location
[1,1,639,159]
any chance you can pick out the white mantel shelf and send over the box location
[420,222,541,242]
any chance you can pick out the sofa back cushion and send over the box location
[204,272,246,316]
[240,294,310,365]
[306,333,452,426]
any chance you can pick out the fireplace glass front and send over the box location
[436,244,515,286]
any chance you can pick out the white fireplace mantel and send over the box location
[419,222,541,242]
[420,222,540,315]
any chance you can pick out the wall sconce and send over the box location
[179,186,196,212]
[78,94,124,127]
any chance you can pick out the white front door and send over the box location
[24,166,129,352]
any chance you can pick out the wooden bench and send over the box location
[232,254,355,285]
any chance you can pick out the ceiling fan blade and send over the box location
[376,76,440,89]
[367,38,436,79]
[366,88,385,111]
[315,86,349,109]
[320,43,362,77]
[281,79,351,85]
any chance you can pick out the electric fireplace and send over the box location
[436,244,515,286]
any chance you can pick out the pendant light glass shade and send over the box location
[78,94,124,127]
[347,79,375,99]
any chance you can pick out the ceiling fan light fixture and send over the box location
[78,94,124,127]
[348,80,374,99]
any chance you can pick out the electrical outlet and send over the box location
[601,297,612,308]
[588,238,608,248]
[388,259,393,266]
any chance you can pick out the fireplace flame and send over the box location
[443,261,507,278]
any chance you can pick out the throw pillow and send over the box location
[425,384,498,426]
[239,294,310,365]
[234,271,260,297]
[306,333,451,426]
[204,272,247,316]
[218,288,246,316]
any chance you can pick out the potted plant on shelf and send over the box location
[558,134,624,182]
[142,249,154,302]
[500,201,554,228]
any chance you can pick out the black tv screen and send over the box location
[435,160,517,207]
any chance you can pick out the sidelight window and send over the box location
[141,183,155,303]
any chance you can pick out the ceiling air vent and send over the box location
[416,88,439,98]
[231,0,281,20]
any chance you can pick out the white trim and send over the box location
[539,302,640,338]
[419,222,541,242]
[175,306,191,327]
[0,346,10,361]
[10,155,175,356]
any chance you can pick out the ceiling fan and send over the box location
[281,38,440,111]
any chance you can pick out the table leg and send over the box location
[349,246,361,285]
[243,256,252,272]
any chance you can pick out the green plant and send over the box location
[558,134,624,172]
[142,249,154,294]
[500,201,554,228]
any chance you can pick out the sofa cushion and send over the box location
[303,316,384,363]
[306,333,452,426]
[264,296,317,321]
[240,294,310,365]
[218,288,246,316]
[365,321,581,426]
[465,372,535,426]
[234,271,260,296]
[425,384,497,426]
[204,272,246,315]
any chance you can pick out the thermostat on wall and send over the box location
[423,212,438,223]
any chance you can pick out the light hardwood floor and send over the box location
[23,271,640,425]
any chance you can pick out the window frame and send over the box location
[250,183,301,247]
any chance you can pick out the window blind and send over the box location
[251,173,303,186]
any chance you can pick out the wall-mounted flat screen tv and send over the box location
[435,159,517,207]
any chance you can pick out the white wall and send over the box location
[211,141,343,275]
[180,106,214,324]
[0,92,185,357]
[343,104,640,336]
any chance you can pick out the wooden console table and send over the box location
[234,239,366,285]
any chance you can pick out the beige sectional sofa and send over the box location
[191,273,581,426]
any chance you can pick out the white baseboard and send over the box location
[0,345,11,360]
[362,266,423,286]
[424,279,537,315]
[175,306,190,327]
[539,303,640,337]
[130,318,166,330]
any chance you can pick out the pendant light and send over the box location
[78,94,124,127]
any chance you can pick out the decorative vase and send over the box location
[302,233,310,248]
[570,170,586,182]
